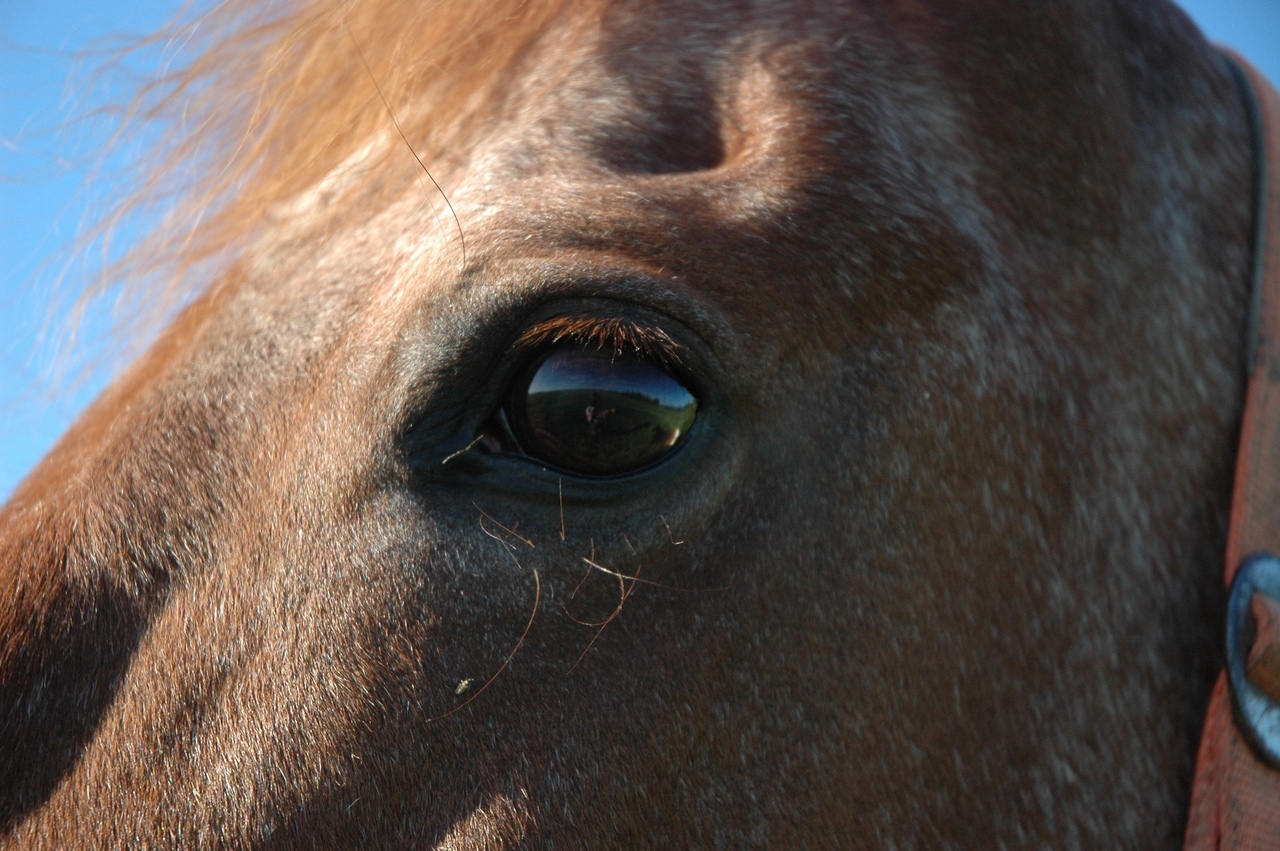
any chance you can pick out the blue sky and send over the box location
[1,1,1278,500]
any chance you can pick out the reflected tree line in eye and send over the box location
[509,347,698,476]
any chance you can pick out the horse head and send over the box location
[0,0,1257,845]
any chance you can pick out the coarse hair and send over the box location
[81,0,597,336]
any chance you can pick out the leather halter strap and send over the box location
[1184,50,1280,851]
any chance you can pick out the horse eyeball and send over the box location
[505,346,697,477]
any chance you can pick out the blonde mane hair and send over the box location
[88,0,593,333]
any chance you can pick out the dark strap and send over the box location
[1184,49,1280,851]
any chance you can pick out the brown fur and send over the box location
[0,0,1257,846]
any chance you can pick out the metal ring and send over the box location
[1226,553,1280,767]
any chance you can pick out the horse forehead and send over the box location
[242,3,1031,387]
[480,19,953,182]
[446,43,974,266]
[270,3,1033,299]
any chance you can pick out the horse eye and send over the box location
[505,346,698,477]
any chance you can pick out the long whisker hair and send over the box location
[339,4,466,267]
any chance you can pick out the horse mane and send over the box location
[87,0,595,335]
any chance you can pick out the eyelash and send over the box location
[514,315,687,367]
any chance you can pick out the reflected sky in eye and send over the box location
[526,348,696,411]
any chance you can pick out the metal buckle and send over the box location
[1227,553,1280,767]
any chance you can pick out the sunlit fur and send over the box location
[0,0,1256,846]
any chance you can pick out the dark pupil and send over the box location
[508,346,697,476]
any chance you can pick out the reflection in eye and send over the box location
[506,346,698,476]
